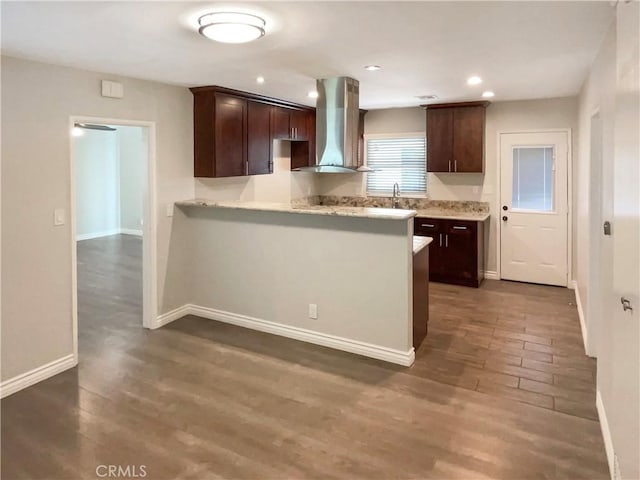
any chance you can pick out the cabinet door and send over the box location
[452,106,484,172]
[290,110,308,140]
[271,106,290,139]
[414,218,445,277]
[247,101,272,175]
[426,108,453,172]
[193,91,216,177]
[214,94,247,177]
[443,220,477,281]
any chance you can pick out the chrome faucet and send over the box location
[392,182,401,209]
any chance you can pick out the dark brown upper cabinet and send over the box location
[423,101,489,173]
[190,85,315,178]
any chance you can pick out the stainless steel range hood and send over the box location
[293,77,371,173]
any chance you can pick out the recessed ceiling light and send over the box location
[482,91,495,98]
[308,91,319,99]
[467,76,482,85]
[364,65,381,71]
[198,12,266,43]
[256,76,265,84]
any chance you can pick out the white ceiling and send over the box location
[1,1,613,109]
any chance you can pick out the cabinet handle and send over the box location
[454,160,457,172]
[445,234,449,248]
[448,160,452,172]
[439,233,443,247]
[421,223,435,228]
[452,226,468,230]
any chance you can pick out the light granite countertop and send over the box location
[412,236,432,254]
[176,199,417,221]
[414,209,490,222]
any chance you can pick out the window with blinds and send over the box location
[365,135,427,194]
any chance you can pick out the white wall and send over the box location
[576,6,640,478]
[181,206,413,358]
[118,126,145,234]
[1,55,194,382]
[316,98,579,274]
[74,129,120,238]
[195,141,317,202]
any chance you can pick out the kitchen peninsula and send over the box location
[175,199,431,366]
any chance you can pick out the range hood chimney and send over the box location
[293,77,371,173]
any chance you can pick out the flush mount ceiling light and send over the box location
[467,75,482,85]
[364,65,381,71]
[198,12,266,43]
[482,91,495,98]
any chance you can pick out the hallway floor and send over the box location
[1,235,609,479]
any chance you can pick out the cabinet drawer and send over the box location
[414,218,441,236]
[444,220,476,235]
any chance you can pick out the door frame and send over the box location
[69,116,158,363]
[496,129,573,284]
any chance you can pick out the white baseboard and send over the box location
[76,228,142,241]
[570,280,593,357]
[154,304,192,329]
[0,354,77,399]
[120,228,143,236]
[483,270,499,280]
[76,228,121,241]
[596,389,615,480]
[156,304,415,366]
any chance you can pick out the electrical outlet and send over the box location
[308,304,318,319]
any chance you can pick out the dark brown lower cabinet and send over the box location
[414,217,485,288]
[413,245,429,348]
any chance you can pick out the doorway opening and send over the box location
[498,130,571,287]
[70,117,157,362]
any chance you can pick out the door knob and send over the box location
[603,221,612,236]
[502,216,508,221]
[621,297,633,312]
[502,205,508,211]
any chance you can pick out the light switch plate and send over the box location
[54,208,65,226]
[308,304,318,319]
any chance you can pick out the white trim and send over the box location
[596,389,615,480]
[154,304,192,329]
[155,304,416,367]
[0,354,76,399]
[70,116,158,370]
[483,270,500,280]
[76,228,121,241]
[496,128,573,285]
[570,280,594,357]
[120,228,143,236]
[75,227,142,241]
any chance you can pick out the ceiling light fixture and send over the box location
[364,65,381,71]
[198,12,266,44]
[482,91,495,98]
[256,76,265,84]
[467,76,482,85]
[308,91,319,99]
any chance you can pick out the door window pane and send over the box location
[512,146,554,211]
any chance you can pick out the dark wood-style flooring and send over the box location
[1,235,609,479]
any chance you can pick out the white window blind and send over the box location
[365,135,427,194]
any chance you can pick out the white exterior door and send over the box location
[500,131,569,286]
